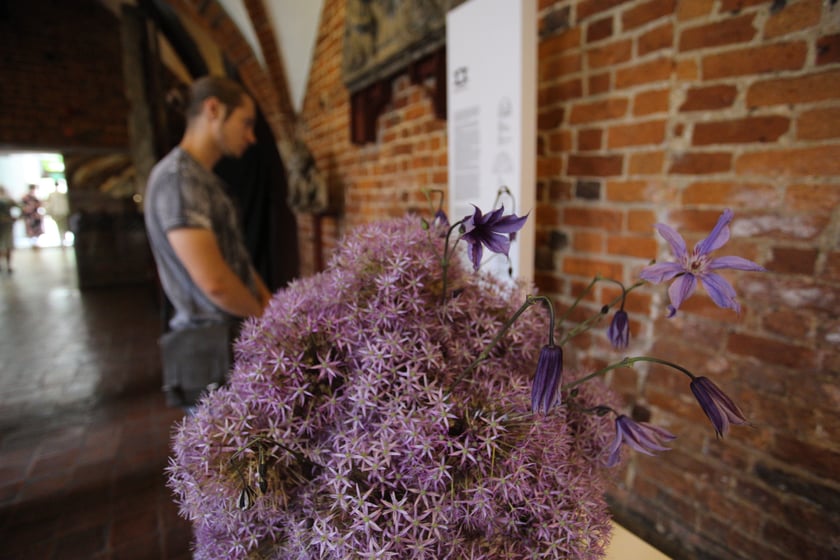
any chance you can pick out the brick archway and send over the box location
[166,0,295,149]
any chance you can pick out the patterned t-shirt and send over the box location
[144,147,258,329]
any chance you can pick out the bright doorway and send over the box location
[0,152,74,249]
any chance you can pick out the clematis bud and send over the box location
[690,376,748,438]
[607,310,630,349]
[606,415,676,467]
[531,344,563,414]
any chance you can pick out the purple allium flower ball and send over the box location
[168,216,620,559]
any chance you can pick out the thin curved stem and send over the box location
[440,219,465,305]
[448,295,551,394]
[564,355,696,391]
[558,279,646,346]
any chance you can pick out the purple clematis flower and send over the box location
[607,310,630,349]
[606,415,676,467]
[640,209,765,317]
[531,344,563,414]
[460,205,528,271]
[690,376,748,438]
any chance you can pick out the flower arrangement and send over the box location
[167,199,764,559]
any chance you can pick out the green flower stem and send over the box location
[440,219,466,305]
[448,295,553,394]
[564,355,696,391]
[422,188,445,213]
[557,275,600,327]
[558,279,646,346]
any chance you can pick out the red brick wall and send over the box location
[296,1,839,558]
[0,0,128,151]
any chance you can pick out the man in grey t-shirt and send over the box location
[145,76,271,406]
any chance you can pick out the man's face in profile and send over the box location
[216,95,257,158]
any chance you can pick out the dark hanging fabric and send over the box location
[214,110,300,293]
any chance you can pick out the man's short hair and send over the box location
[185,76,248,121]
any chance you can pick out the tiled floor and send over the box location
[0,248,193,559]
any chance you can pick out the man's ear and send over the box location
[204,96,224,120]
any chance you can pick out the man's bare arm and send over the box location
[168,228,265,318]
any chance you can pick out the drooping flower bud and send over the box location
[531,344,563,414]
[607,309,630,349]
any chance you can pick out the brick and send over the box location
[677,0,714,20]
[622,0,676,31]
[627,209,657,232]
[797,107,840,140]
[817,33,840,66]
[764,0,822,39]
[538,27,582,58]
[563,256,625,279]
[682,181,779,207]
[535,202,561,224]
[665,207,738,235]
[607,235,658,258]
[754,463,840,513]
[540,53,583,81]
[747,70,840,107]
[586,16,613,43]
[607,119,666,148]
[762,308,813,340]
[763,520,839,559]
[572,230,605,252]
[692,116,789,145]
[668,152,732,175]
[634,88,670,116]
[680,84,738,112]
[767,246,818,275]
[576,179,602,200]
[638,22,674,56]
[567,154,624,176]
[537,156,563,176]
[605,180,653,202]
[538,107,566,130]
[679,14,756,51]
[824,251,840,282]
[586,38,633,69]
[731,212,828,241]
[547,129,573,152]
[615,57,673,89]
[736,145,840,177]
[540,4,571,36]
[577,0,627,21]
[577,128,603,151]
[588,72,612,94]
[675,58,699,80]
[702,41,807,79]
[784,184,840,214]
[569,98,629,124]
[538,79,584,105]
[727,332,816,369]
[772,435,840,488]
[628,151,665,175]
[719,0,773,10]
[563,206,624,231]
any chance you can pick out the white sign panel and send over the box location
[447,0,536,282]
